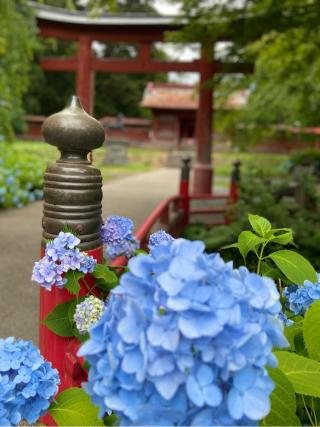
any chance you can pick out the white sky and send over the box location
[153,0,182,16]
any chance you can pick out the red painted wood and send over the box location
[91,58,202,73]
[76,36,94,114]
[193,42,214,194]
[39,245,103,424]
[229,181,239,203]
[192,163,213,195]
[41,57,77,71]
[37,20,178,42]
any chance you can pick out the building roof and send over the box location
[141,82,198,111]
[29,1,178,27]
[141,82,249,111]
[222,90,249,110]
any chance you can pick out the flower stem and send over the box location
[81,277,95,296]
[302,395,316,427]
[257,242,267,275]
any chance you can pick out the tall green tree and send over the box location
[0,0,37,139]
[174,0,320,139]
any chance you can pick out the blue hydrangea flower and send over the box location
[101,215,139,259]
[277,312,294,326]
[284,274,320,315]
[0,337,59,426]
[148,230,174,249]
[32,232,96,291]
[74,296,105,334]
[32,257,66,290]
[79,239,287,426]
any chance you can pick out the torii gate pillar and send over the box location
[76,36,95,114]
[193,41,214,194]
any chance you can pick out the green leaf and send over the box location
[94,279,116,292]
[248,214,272,237]
[49,387,104,426]
[285,321,303,351]
[303,300,320,361]
[261,367,300,426]
[237,230,266,260]
[65,270,84,295]
[270,229,293,245]
[275,351,320,397]
[93,264,118,285]
[267,250,317,285]
[43,301,74,337]
[260,261,282,280]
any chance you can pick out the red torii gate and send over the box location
[33,2,251,194]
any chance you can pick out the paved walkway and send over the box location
[0,168,179,344]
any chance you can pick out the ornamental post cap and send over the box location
[42,95,105,159]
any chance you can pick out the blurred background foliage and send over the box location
[1,0,320,143]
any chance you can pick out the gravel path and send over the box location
[0,168,179,344]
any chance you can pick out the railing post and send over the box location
[179,156,191,225]
[229,160,241,203]
[39,96,105,397]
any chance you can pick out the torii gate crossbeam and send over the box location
[33,1,253,194]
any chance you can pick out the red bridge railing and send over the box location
[119,157,241,249]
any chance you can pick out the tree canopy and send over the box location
[175,0,320,138]
[0,0,37,139]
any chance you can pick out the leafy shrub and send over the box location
[184,166,320,268]
[0,141,44,208]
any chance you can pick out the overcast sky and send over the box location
[153,0,182,15]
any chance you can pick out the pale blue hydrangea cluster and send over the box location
[0,337,59,426]
[284,274,320,315]
[74,296,105,334]
[32,232,96,291]
[148,230,174,249]
[79,238,287,426]
[278,312,294,326]
[101,216,139,259]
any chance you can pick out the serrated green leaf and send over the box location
[270,229,293,245]
[261,367,300,426]
[65,270,84,295]
[285,321,303,351]
[43,301,74,337]
[237,230,265,260]
[49,387,104,426]
[93,264,118,284]
[248,214,272,237]
[303,300,320,361]
[275,351,320,397]
[268,250,317,285]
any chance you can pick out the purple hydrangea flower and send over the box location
[79,239,287,426]
[32,257,65,290]
[32,232,96,291]
[284,274,320,315]
[101,215,139,260]
[148,230,174,249]
[0,338,59,425]
[74,296,105,334]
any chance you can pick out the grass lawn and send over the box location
[12,140,289,184]
[13,141,167,182]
